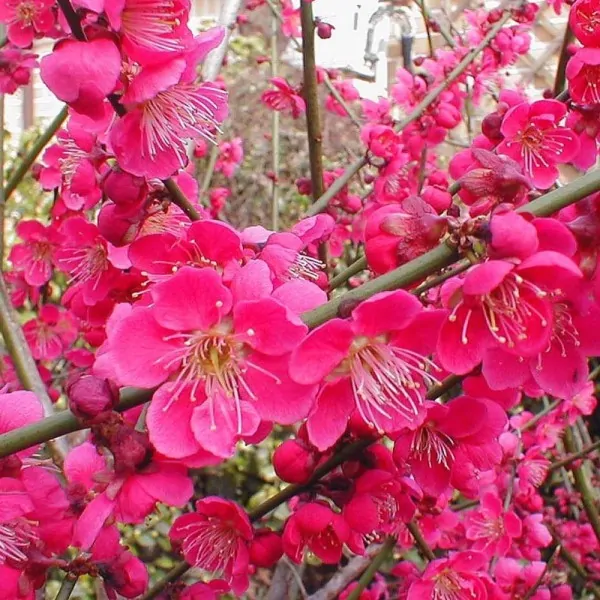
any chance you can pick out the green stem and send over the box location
[345,537,396,600]
[0,387,153,458]
[548,439,600,474]
[406,521,435,560]
[54,576,78,600]
[563,427,600,543]
[3,106,68,201]
[329,256,368,290]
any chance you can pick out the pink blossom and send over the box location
[566,48,600,105]
[23,304,78,362]
[343,470,420,539]
[215,137,244,178]
[40,38,122,120]
[105,0,194,64]
[436,252,582,375]
[0,0,54,47]
[54,217,121,306]
[283,502,361,564]
[0,45,37,94]
[365,197,448,274]
[94,266,315,459]
[110,31,228,178]
[290,290,446,450]
[570,0,600,47]
[326,80,360,117]
[393,396,507,497]
[464,492,522,558]
[66,440,193,549]
[170,497,253,594]
[8,220,61,287]
[90,527,149,599]
[407,551,489,599]
[496,100,579,189]
[262,77,306,118]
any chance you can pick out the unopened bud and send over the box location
[67,373,119,420]
[316,20,334,39]
[273,439,315,484]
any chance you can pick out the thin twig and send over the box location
[329,256,368,290]
[553,23,574,98]
[406,521,435,561]
[548,440,600,474]
[522,545,560,600]
[54,576,78,600]
[271,12,281,231]
[563,427,600,543]
[307,545,383,600]
[4,106,68,201]
[345,537,396,600]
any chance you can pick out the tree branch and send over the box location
[345,537,396,600]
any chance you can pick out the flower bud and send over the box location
[316,20,334,39]
[249,529,283,567]
[66,372,119,420]
[273,439,315,484]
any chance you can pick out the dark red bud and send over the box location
[66,373,119,420]
[249,530,283,567]
[316,20,334,39]
[273,439,315,484]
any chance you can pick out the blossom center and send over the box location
[63,244,109,288]
[140,83,226,160]
[410,425,455,469]
[0,519,38,567]
[120,0,185,52]
[15,1,36,24]
[432,571,468,600]
[179,517,239,575]
[451,273,549,348]
[344,339,439,431]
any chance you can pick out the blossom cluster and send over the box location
[0,0,599,598]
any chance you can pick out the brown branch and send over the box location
[553,23,574,97]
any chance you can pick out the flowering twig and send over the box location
[263,0,361,128]
[55,0,201,221]
[345,537,396,600]
[0,386,154,458]
[563,426,600,543]
[54,575,78,600]
[2,166,600,458]
[3,106,68,201]
[307,9,514,217]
